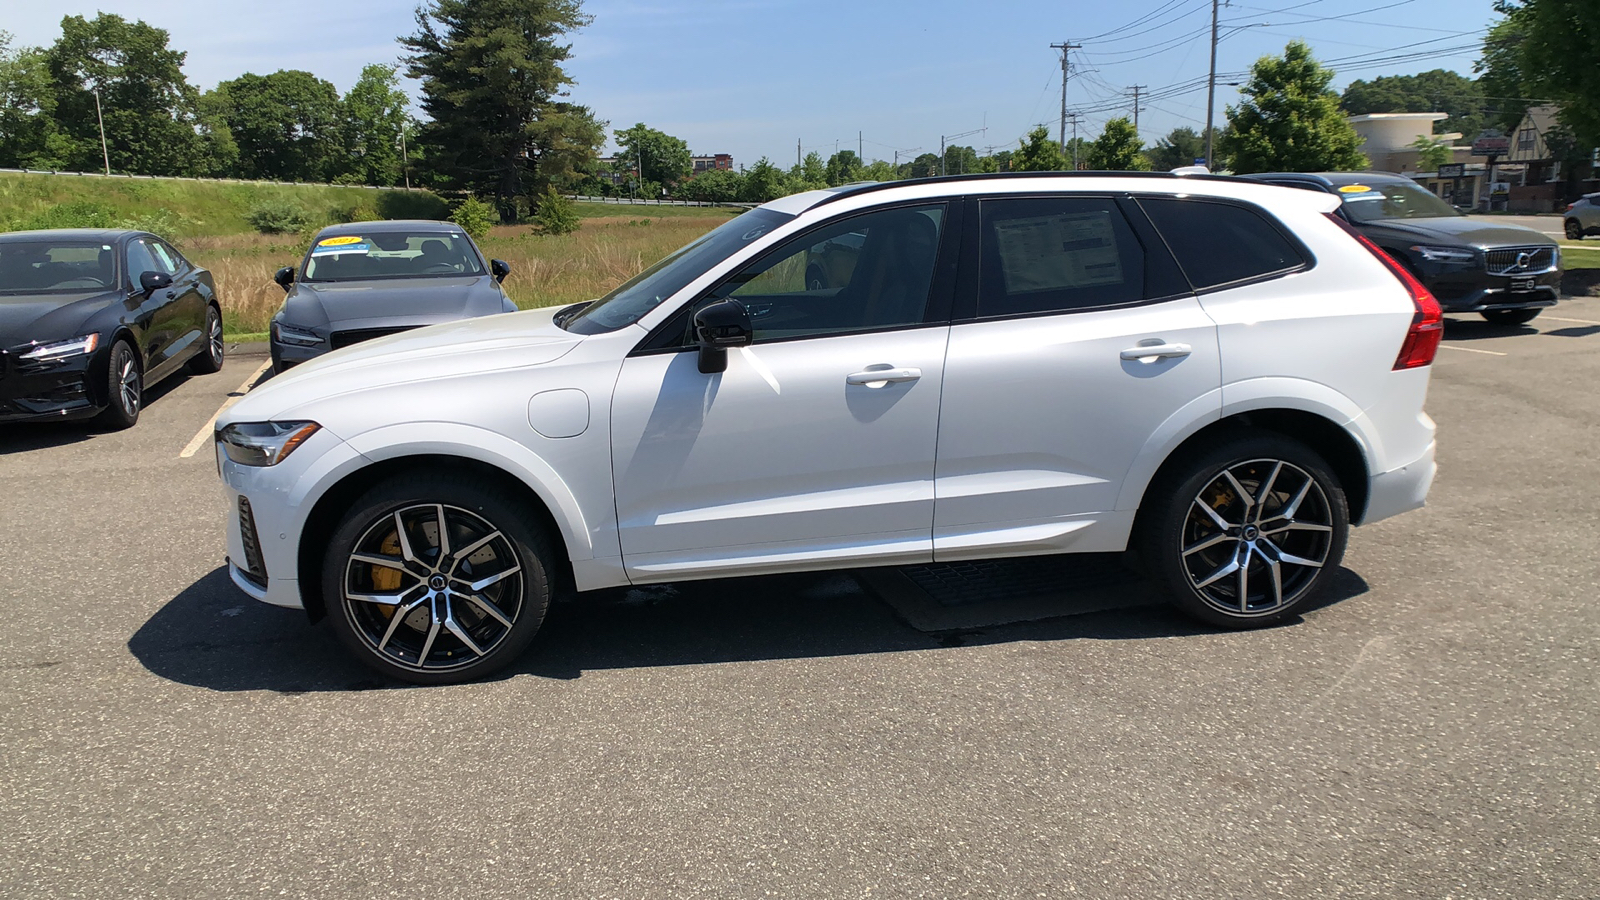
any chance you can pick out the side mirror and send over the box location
[273,266,295,291]
[491,259,511,283]
[693,299,753,374]
[139,271,173,295]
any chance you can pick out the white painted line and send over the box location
[1542,315,1600,326]
[1438,344,1507,356]
[180,358,272,458]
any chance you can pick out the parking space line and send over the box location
[1438,344,1507,356]
[179,359,272,458]
[1542,315,1600,326]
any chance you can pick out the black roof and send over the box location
[314,220,461,238]
[810,170,1243,209]
[0,228,140,243]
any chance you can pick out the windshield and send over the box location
[302,230,484,281]
[0,240,118,295]
[562,208,793,334]
[1338,180,1461,223]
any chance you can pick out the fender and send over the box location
[341,421,607,563]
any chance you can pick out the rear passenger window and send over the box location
[1139,197,1307,290]
[978,197,1146,317]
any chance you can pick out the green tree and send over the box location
[741,157,791,202]
[942,144,980,175]
[824,149,862,185]
[1012,125,1065,171]
[0,33,71,169]
[788,150,826,189]
[45,13,210,175]
[1476,9,1532,134]
[675,166,744,203]
[1222,41,1367,174]
[991,148,1015,171]
[859,159,897,181]
[1083,117,1149,170]
[1340,70,1486,142]
[614,122,690,187]
[532,185,580,234]
[1146,126,1206,171]
[402,0,595,222]
[1492,0,1600,160]
[343,64,409,185]
[1411,135,1453,171]
[213,70,345,182]
[900,151,942,179]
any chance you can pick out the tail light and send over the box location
[1324,213,1443,370]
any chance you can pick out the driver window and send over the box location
[125,240,160,288]
[717,203,946,343]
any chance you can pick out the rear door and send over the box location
[932,194,1221,560]
[148,239,206,363]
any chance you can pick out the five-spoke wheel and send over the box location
[96,340,142,430]
[324,474,553,683]
[1140,432,1349,627]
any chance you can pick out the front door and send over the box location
[611,202,955,582]
[932,195,1222,559]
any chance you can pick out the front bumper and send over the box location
[0,350,102,422]
[1422,265,1562,312]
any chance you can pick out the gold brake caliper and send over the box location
[371,530,404,619]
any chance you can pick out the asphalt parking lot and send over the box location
[2,299,1598,898]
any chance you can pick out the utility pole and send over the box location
[1050,41,1081,155]
[93,87,110,175]
[1204,0,1220,168]
[399,124,410,190]
[1068,113,1081,170]
[858,131,862,161]
[797,139,802,168]
[1129,85,1146,135]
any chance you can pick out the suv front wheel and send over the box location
[1139,432,1349,628]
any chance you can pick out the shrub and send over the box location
[13,201,119,231]
[117,208,190,238]
[246,200,311,234]
[450,195,496,240]
[532,187,581,235]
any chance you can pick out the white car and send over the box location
[216,173,1440,684]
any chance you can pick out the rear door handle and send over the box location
[1120,342,1192,361]
[846,366,921,386]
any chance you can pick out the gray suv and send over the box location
[1244,171,1560,325]
[1566,193,1599,240]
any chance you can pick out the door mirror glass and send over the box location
[139,271,173,295]
[274,266,295,290]
[491,259,511,282]
[693,299,752,374]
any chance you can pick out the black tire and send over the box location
[1136,431,1349,628]
[188,305,225,374]
[94,340,142,430]
[322,472,555,685]
[1566,219,1584,241]
[1481,307,1541,325]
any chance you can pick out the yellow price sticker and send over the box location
[1338,184,1373,194]
[317,235,364,247]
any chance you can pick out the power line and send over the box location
[1051,41,1082,154]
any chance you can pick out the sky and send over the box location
[5,0,1504,167]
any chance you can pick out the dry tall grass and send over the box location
[184,215,733,335]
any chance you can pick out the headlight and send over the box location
[271,321,323,346]
[1409,245,1476,264]
[217,421,320,466]
[20,333,99,361]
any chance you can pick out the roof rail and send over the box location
[809,169,1243,209]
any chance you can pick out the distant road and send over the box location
[1469,213,1566,240]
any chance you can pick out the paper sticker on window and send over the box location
[312,241,370,257]
[993,211,1123,294]
[317,235,364,247]
[1338,184,1373,194]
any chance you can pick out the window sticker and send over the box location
[312,241,371,257]
[994,211,1123,294]
[317,235,364,247]
[1338,184,1373,194]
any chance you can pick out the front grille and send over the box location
[1484,246,1556,276]
[237,495,268,587]
[329,326,418,350]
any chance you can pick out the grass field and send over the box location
[1561,241,1599,269]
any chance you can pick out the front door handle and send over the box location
[846,366,921,386]
[1120,341,1192,362]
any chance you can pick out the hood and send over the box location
[226,305,582,422]
[0,290,120,345]
[284,276,497,327]
[1359,216,1559,248]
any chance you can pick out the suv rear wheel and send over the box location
[1139,432,1349,628]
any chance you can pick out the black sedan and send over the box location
[269,220,516,373]
[0,229,225,428]
[1242,171,1561,325]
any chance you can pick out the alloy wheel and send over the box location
[1179,458,1334,618]
[208,313,224,363]
[119,355,141,416]
[342,503,524,673]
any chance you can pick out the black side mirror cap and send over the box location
[693,299,753,374]
[274,266,295,290]
[139,271,173,294]
[491,259,511,283]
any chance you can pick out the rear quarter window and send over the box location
[1139,197,1308,291]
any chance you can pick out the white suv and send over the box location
[216,174,1439,684]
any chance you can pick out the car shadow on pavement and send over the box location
[0,373,193,454]
[1440,318,1538,341]
[130,564,1370,693]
